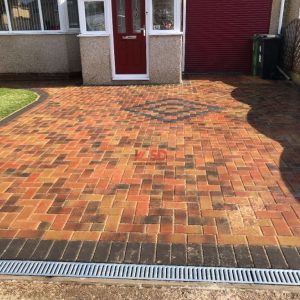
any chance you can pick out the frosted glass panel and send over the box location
[132,0,141,33]
[117,0,125,33]
[85,1,105,31]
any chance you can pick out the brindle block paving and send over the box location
[0,76,300,268]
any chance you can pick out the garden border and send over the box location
[0,89,48,127]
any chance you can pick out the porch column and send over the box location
[149,35,182,84]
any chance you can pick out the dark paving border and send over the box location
[0,239,300,270]
[0,89,48,127]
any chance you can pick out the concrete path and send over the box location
[0,278,299,300]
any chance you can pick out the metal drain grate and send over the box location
[0,260,299,286]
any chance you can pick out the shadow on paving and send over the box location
[229,80,300,201]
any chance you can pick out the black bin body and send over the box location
[255,34,281,79]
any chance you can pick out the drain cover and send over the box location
[0,260,299,286]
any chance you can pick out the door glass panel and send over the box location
[117,0,126,33]
[132,0,141,33]
[85,1,105,32]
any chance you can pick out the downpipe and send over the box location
[278,0,286,34]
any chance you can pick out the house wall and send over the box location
[270,0,300,34]
[285,0,300,24]
[0,34,81,74]
[79,36,112,85]
[269,0,281,34]
[80,35,182,85]
[149,35,182,84]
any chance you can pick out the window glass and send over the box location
[132,0,140,33]
[0,0,8,31]
[153,0,174,30]
[8,0,41,31]
[117,0,125,33]
[67,0,79,28]
[41,0,60,30]
[85,1,105,31]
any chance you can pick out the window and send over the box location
[78,0,107,34]
[151,0,181,33]
[0,0,9,31]
[67,0,79,29]
[41,0,60,30]
[0,0,63,32]
[85,1,104,31]
[8,0,41,31]
[153,0,174,30]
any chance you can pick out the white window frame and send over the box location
[64,0,80,32]
[78,0,109,36]
[0,0,79,34]
[149,0,182,35]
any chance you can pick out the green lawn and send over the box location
[0,88,38,120]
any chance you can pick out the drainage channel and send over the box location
[0,260,299,286]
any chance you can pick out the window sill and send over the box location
[0,31,79,36]
[148,31,183,36]
[77,33,110,37]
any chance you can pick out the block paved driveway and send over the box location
[0,76,300,269]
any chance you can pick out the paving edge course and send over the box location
[0,239,300,270]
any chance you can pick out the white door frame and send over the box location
[108,0,150,80]
[182,0,186,72]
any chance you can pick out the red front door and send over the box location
[112,0,147,75]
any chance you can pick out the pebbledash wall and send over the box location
[79,35,182,85]
[0,0,82,76]
[0,0,295,84]
[0,34,81,74]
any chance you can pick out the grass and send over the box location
[0,88,38,120]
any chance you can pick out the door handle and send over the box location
[122,36,137,40]
[141,27,146,36]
